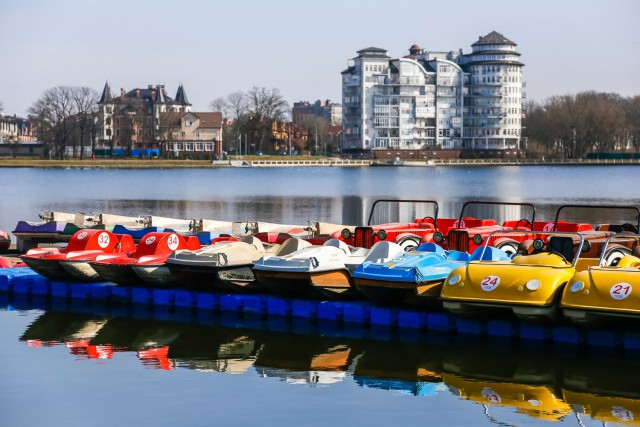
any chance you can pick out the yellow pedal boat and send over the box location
[561,233,640,325]
[441,231,600,321]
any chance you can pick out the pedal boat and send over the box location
[165,236,306,292]
[343,199,462,252]
[21,229,136,282]
[353,243,509,306]
[89,232,201,286]
[441,231,600,321]
[561,234,640,325]
[253,239,404,300]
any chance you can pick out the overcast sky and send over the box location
[1,0,638,116]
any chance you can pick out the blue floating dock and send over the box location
[1,268,638,351]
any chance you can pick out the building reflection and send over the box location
[18,309,640,425]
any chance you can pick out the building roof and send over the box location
[468,49,521,56]
[472,31,516,47]
[160,111,223,129]
[193,112,223,129]
[175,84,190,105]
[98,82,113,104]
[341,66,356,75]
[155,87,167,103]
[356,47,390,59]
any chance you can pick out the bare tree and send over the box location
[246,86,289,152]
[71,87,99,159]
[28,86,78,160]
[209,97,229,118]
[294,115,330,155]
[623,96,640,152]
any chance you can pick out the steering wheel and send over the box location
[421,216,436,225]
[515,219,532,229]
[549,251,569,264]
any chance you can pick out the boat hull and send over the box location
[59,260,105,282]
[90,263,144,286]
[0,237,10,253]
[309,270,360,300]
[253,269,327,299]
[216,267,265,293]
[166,262,236,291]
[131,264,177,288]
[20,256,73,281]
[354,277,442,306]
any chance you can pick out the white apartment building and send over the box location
[341,31,524,154]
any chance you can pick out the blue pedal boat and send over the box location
[353,243,510,306]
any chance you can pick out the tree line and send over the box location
[5,87,640,159]
[524,91,640,158]
[27,86,100,160]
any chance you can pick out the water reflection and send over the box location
[3,166,640,236]
[9,196,638,233]
[15,306,640,425]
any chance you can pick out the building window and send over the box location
[185,142,194,151]
[186,120,193,126]
[176,143,183,150]
[205,143,213,151]
[195,143,204,151]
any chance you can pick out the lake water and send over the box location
[1,165,640,426]
[3,297,639,427]
[2,165,640,233]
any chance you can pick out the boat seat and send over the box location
[469,246,510,262]
[415,242,445,254]
[547,236,575,263]
[238,235,265,252]
[447,251,470,262]
[323,238,351,255]
[276,238,312,256]
[363,241,404,264]
[617,255,640,268]
[597,223,639,233]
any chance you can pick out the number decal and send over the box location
[481,387,501,403]
[453,219,466,229]
[612,406,634,421]
[145,236,156,246]
[77,232,88,240]
[610,283,632,300]
[167,234,179,250]
[543,222,555,232]
[481,275,500,291]
[97,232,110,248]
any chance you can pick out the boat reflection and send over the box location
[353,340,444,396]
[18,310,640,424]
[563,355,640,425]
[442,344,571,422]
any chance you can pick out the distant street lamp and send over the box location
[312,123,318,156]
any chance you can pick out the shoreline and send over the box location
[0,157,638,169]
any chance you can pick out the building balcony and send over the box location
[343,77,361,86]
